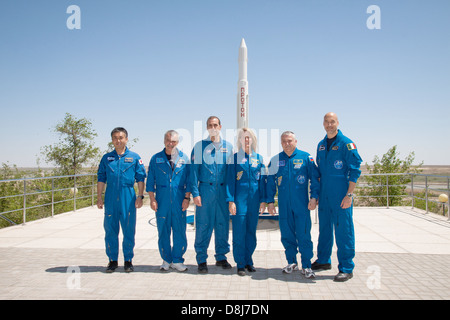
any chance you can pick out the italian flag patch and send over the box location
[347,143,357,150]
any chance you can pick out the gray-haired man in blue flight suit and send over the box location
[267,131,320,279]
[146,130,191,272]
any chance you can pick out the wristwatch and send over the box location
[346,193,353,198]
[184,197,190,201]
[138,195,144,200]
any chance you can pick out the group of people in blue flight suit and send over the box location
[96,112,362,282]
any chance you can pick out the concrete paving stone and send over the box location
[2,206,450,300]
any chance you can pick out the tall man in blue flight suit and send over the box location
[226,128,266,276]
[97,127,146,273]
[146,130,191,272]
[312,112,363,282]
[191,116,234,273]
[267,131,320,279]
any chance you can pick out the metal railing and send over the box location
[355,173,450,220]
[1,172,449,227]
[0,173,97,226]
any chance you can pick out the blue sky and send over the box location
[1,0,449,167]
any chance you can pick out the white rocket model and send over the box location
[237,38,249,129]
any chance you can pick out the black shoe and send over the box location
[311,261,332,271]
[245,265,256,272]
[124,261,134,273]
[237,268,246,276]
[215,260,232,269]
[334,272,353,282]
[106,261,118,273]
[198,262,208,274]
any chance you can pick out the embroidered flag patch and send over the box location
[347,143,357,150]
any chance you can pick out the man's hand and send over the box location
[259,202,266,215]
[267,203,276,215]
[182,199,190,211]
[341,196,353,209]
[150,199,158,212]
[193,196,202,207]
[135,197,143,209]
[97,198,103,209]
[229,202,236,215]
[308,198,317,211]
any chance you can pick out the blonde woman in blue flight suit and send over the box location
[226,128,267,276]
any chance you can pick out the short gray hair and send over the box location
[281,131,296,140]
[164,130,179,141]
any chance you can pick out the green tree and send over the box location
[359,146,423,207]
[41,113,100,175]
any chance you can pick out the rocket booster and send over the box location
[237,38,249,129]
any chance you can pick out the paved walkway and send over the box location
[1,206,450,300]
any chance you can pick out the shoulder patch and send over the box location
[347,143,357,150]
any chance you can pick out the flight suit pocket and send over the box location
[122,163,136,186]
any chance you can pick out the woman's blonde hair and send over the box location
[236,128,257,152]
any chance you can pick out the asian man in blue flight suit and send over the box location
[190,116,234,273]
[226,128,266,276]
[97,127,146,273]
[146,130,191,272]
[267,131,320,279]
[312,112,362,282]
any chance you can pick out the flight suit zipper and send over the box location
[116,156,121,201]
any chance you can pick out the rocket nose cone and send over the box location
[240,38,247,48]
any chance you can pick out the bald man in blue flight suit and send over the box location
[97,127,146,273]
[191,116,234,273]
[267,131,320,279]
[146,130,191,272]
[312,112,363,282]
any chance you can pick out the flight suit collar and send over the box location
[281,147,299,159]
[161,148,186,173]
[113,147,129,158]
[323,129,343,143]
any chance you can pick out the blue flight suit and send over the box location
[97,147,147,262]
[146,149,190,264]
[267,148,320,269]
[226,150,266,269]
[315,129,362,274]
[190,137,234,264]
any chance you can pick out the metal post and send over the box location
[73,175,77,212]
[425,175,428,214]
[51,178,54,218]
[386,175,389,209]
[91,174,95,207]
[447,177,450,221]
[411,174,414,210]
[23,179,26,225]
